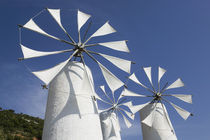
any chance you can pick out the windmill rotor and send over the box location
[122,66,193,131]
[18,8,132,93]
[97,85,134,128]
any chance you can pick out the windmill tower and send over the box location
[97,85,134,140]
[122,66,193,140]
[18,8,131,140]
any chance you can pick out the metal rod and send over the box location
[17,49,74,61]
[101,89,114,105]
[159,100,175,134]
[160,82,169,94]
[83,49,98,64]
[86,50,100,55]
[117,98,127,105]
[84,43,99,47]
[82,20,92,43]
[66,32,76,44]
[60,39,75,46]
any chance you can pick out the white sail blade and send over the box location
[77,10,91,31]
[129,73,148,89]
[130,102,151,114]
[166,78,184,90]
[95,95,112,105]
[100,85,106,93]
[158,66,166,83]
[91,22,116,37]
[47,8,67,33]
[32,59,69,85]
[32,50,77,85]
[170,94,192,104]
[100,85,114,104]
[20,44,72,59]
[143,67,153,85]
[98,41,129,52]
[169,102,191,120]
[99,53,131,73]
[121,109,135,120]
[121,88,146,97]
[120,101,133,108]
[98,62,124,93]
[120,111,132,128]
[23,19,60,41]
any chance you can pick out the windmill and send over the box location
[122,66,193,140]
[18,8,132,140]
[97,85,134,140]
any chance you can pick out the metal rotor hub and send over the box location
[154,92,161,101]
[73,43,85,57]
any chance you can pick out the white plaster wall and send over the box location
[42,61,103,140]
[140,103,177,140]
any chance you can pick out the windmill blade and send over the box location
[32,50,78,85]
[119,101,133,108]
[91,21,116,37]
[20,44,73,60]
[81,54,112,106]
[98,41,129,52]
[77,10,91,32]
[143,67,153,86]
[47,8,75,43]
[121,88,147,97]
[158,66,166,83]
[84,45,124,93]
[119,108,135,120]
[100,85,106,93]
[98,62,124,93]
[118,110,132,128]
[21,19,61,41]
[129,102,151,114]
[95,95,113,106]
[165,78,184,90]
[169,94,192,104]
[99,53,131,73]
[47,8,65,31]
[129,73,154,94]
[168,101,191,120]
[84,22,116,44]
[77,10,91,43]
[100,85,114,104]
[129,73,146,88]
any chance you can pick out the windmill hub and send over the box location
[112,103,118,110]
[73,44,85,57]
[154,92,162,101]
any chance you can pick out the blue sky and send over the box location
[0,0,210,139]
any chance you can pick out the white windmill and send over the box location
[122,66,193,140]
[97,85,134,140]
[18,8,132,140]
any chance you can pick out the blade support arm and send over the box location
[84,43,99,48]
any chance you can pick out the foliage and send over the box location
[0,107,44,140]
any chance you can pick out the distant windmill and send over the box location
[97,85,134,140]
[122,66,193,140]
[18,8,131,140]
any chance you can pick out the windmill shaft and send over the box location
[42,61,103,140]
[139,103,177,140]
[100,111,121,140]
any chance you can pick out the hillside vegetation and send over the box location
[0,107,44,140]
